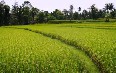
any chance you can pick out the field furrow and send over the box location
[7,23,116,73]
[12,27,104,73]
[0,27,99,73]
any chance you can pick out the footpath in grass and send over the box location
[0,27,99,73]
[8,22,116,73]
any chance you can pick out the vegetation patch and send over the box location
[7,23,116,73]
[0,27,100,73]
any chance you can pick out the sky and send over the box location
[2,0,116,12]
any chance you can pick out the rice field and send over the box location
[0,27,99,73]
[0,22,116,73]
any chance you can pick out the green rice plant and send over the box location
[0,28,99,73]
[10,22,116,73]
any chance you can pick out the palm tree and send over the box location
[78,7,81,20]
[69,5,74,21]
[104,3,114,22]
[109,3,114,11]
[78,7,81,13]
[105,4,109,13]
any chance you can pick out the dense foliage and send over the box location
[0,0,116,26]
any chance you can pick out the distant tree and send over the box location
[52,9,64,20]
[109,3,114,11]
[97,9,105,18]
[109,3,115,19]
[22,1,32,9]
[22,7,30,24]
[89,4,98,20]
[44,11,49,23]
[73,12,79,20]
[0,2,4,25]
[0,0,116,25]
[104,3,114,21]
[0,0,10,26]
[3,5,10,25]
[104,4,110,22]
[110,8,116,18]
[69,5,74,21]
[47,12,56,20]
[82,10,88,20]
[62,9,69,20]
[17,6,23,24]
[37,11,45,23]
[78,7,81,20]
[31,7,39,23]
[22,1,33,24]
[11,2,19,24]
[78,7,81,12]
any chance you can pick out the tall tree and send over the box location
[82,10,88,20]
[78,7,81,20]
[89,4,98,20]
[110,8,116,18]
[97,9,105,18]
[0,1,4,25]
[3,5,10,25]
[109,3,115,19]
[0,0,10,25]
[73,11,79,20]
[109,3,114,11]
[22,1,32,24]
[37,11,45,23]
[44,11,49,23]
[22,1,32,9]
[52,9,64,20]
[69,5,74,21]
[104,3,114,22]
[11,1,19,24]
[31,7,39,23]
[17,6,23,24]
[62,9,69,20]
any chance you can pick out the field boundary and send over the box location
[60,26,116,30]
[4,27,107,73]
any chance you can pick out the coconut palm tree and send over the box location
[104,3,114,22]
[78,7,81,20]
[109,3,114,11]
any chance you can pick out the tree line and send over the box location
[0,0,116,26]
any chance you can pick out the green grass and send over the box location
[7,22,116,73]
[0,28,99,73]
